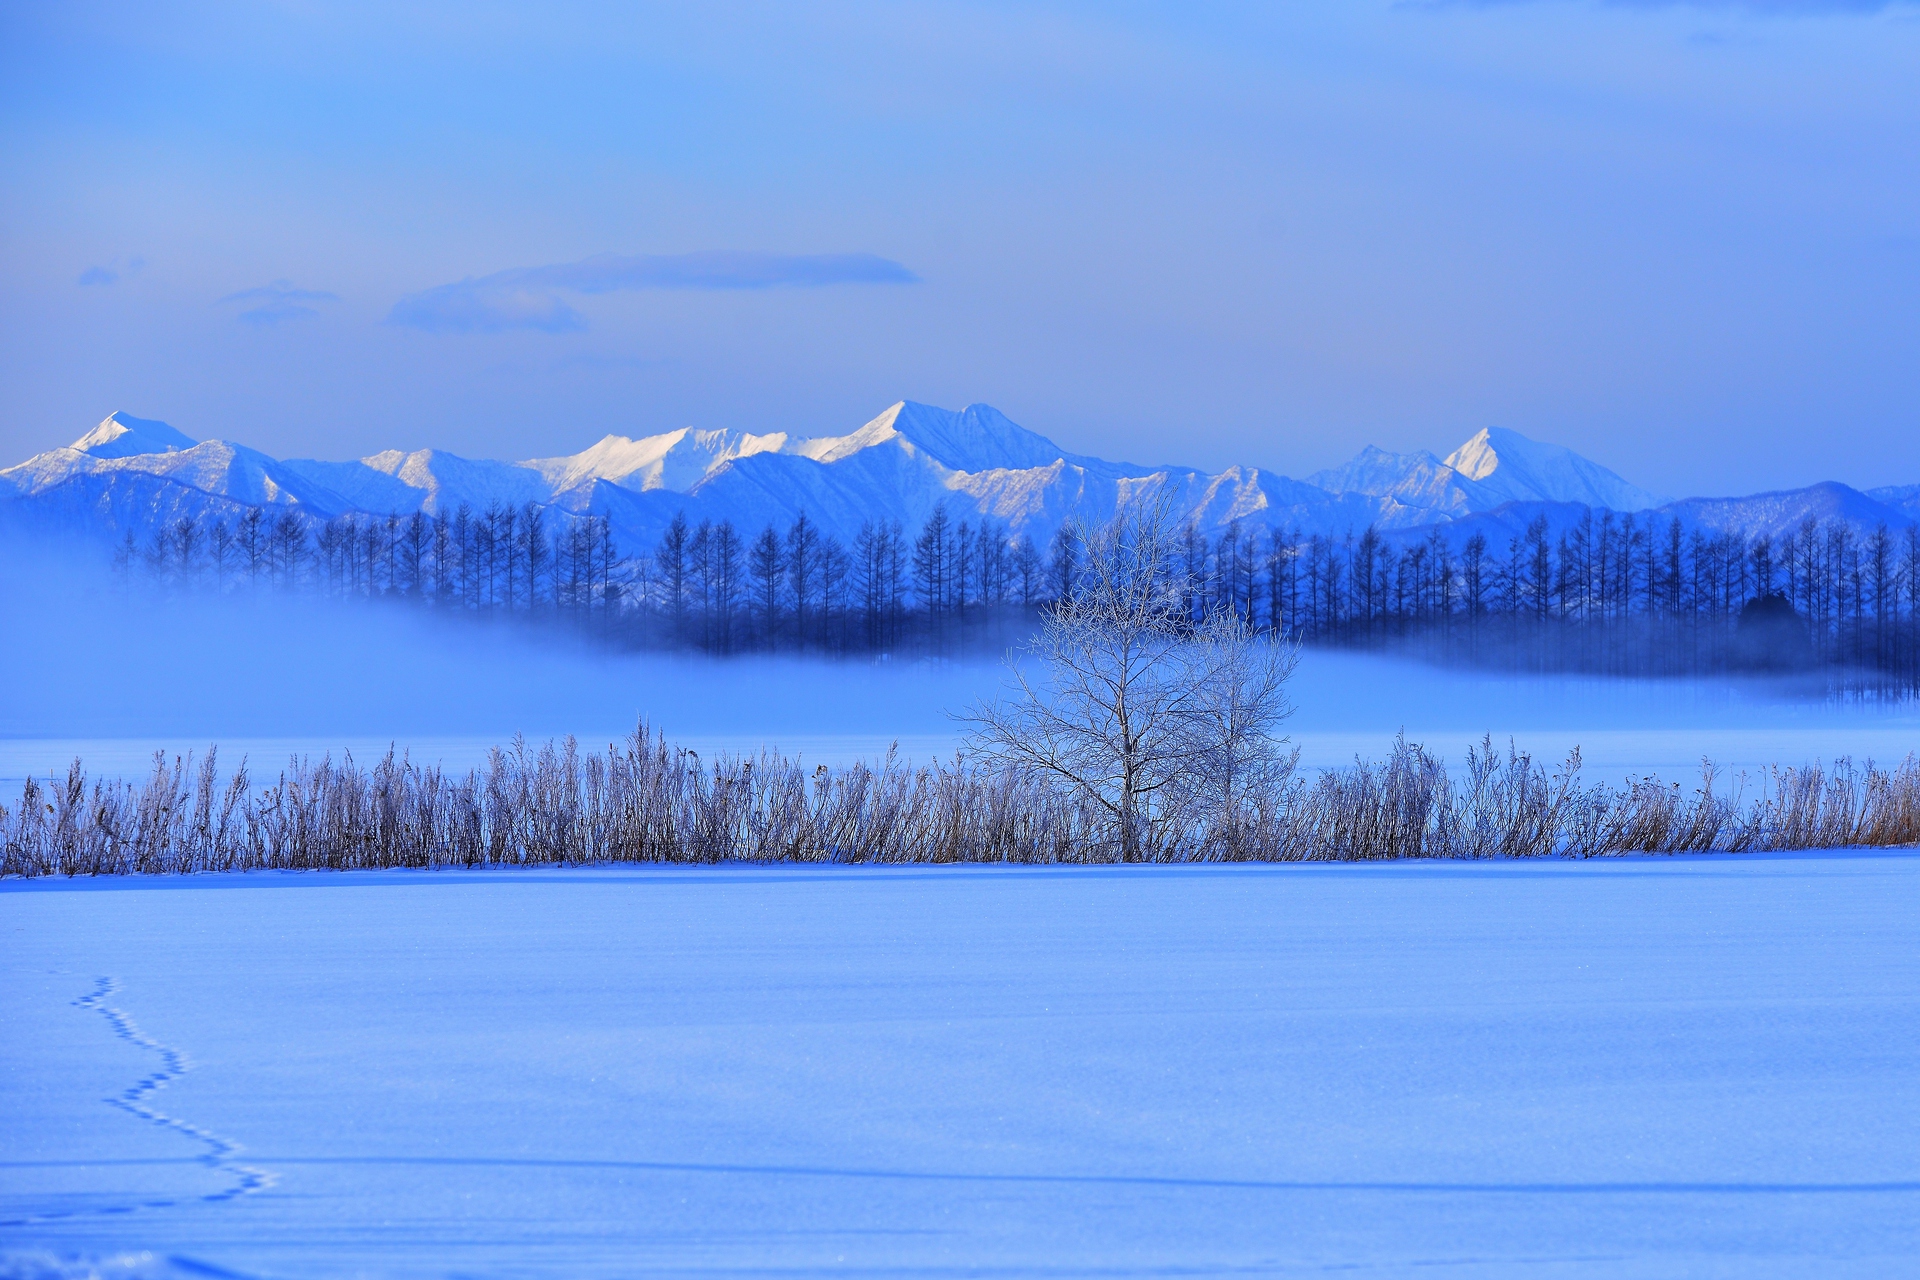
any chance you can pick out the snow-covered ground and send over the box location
[7,546,1917,1273]
[4,855,1917,1277]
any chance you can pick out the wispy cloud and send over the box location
[391,285,586,335]
[78,255,146,287]
[219,279,339,327]
[388,251,921,335]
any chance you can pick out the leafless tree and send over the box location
[962,495,1297,859]
[1166,609,1301,857]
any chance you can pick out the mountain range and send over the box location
[3,402,1916,556]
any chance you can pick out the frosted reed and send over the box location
[4,728,1916,876]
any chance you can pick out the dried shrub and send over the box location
[4,727,1917,877]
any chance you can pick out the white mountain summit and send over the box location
[1444,427,1665,512]
[1308,426,1665,517]
[70,411,197,459]
[5,402,1826,555]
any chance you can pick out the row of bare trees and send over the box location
[1194,511,1920,683]
[641,507,1049,653]
[115,504,622,622]
[108,491,1920,680]
[112,499,1051,654]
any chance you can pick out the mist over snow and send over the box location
[3,534,1914,795]
[1287,650,1920,784]
[0,537,994,783]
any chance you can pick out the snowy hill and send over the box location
[1867,483,1920,524]
[1373,481,1916,556]
[1,404,1908,557]
[1659,481,1914,543]
[2,414,354,539]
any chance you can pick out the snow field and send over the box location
[3,854,1918,1277]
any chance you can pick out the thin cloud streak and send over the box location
[77,256,146,287]
[388,251,920,335]
[219,279,339,327]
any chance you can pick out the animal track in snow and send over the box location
[0,978,275,1227]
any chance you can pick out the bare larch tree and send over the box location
[961,494,1299,860]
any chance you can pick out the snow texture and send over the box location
[3,855,1917,1277]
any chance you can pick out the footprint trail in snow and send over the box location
[2,978,276,1227]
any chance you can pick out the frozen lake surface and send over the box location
[4,853,1918,1277]
[3,638,1916,793]
[7,726,1920,798]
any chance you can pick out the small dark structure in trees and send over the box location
[1733,592,1813,672]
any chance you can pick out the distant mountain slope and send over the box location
[1660,482,1913,543]
[1444,427,1665,512]
[2,405,1909,559]
[1307,447,1479,520]
[279,448,551,515]
[1307,426,1664,523]
[1867,483,1920,523]
[1378,481,1915,556]
[4,421,352,516]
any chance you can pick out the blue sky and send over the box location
[2,1,1916,495]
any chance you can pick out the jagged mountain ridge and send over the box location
[2,404,1910,556]
[1373,482,1919,555]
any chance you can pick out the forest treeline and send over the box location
[113,499,1920,683]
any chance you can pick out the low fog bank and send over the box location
[0,582,987,742]
[1289,650,1918,783]
[1291,650,1882,734]
[0,540,996,784]
[4,538,1914,791]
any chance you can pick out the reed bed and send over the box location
[3,728,1917,876]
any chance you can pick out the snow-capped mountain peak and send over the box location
[8,401,1904,562]
[525,428,788,496]
[70,412,198,459]
[1307,426,1666,521]
[1306,446,1474,516]
[797,401,1073,473]
[1439,428,1503,483]
[1443,426,1664,512]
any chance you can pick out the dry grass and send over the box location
[4,728,1917,876]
